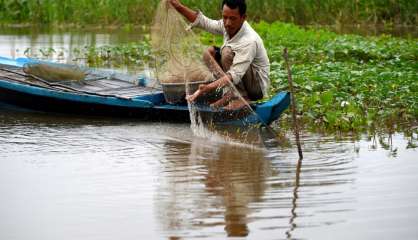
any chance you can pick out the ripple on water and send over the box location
[1,108,418,240]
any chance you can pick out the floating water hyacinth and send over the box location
[20,21,417,133]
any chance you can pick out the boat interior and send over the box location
[0,63,163,100]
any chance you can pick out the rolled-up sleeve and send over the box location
[227,42,257,84]
[190,11,224,35]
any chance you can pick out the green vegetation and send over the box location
[0,0,158,25]
[55,22,416,132]
[253,22,417,132]
[0,0,416,26]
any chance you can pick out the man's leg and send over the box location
[202,46,231,108]
[202,46,251,109]
[241,67,263,101]
[218,47,252,110]
[221,47,264,101]
[203,46,226,79]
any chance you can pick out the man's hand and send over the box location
[167,0,198,23]
[186,84,208,102]
[168,0,181,9]
[186,74,232,103]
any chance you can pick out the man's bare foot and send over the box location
[186,84,209,102]
[186,89,201,102]
[210,92,234,108]
[223,99,249,110]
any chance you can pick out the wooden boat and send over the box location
[0,56,290,126]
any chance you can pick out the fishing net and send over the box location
[151,0,275,147]
[151,0,216,104]
[23,0,280,147]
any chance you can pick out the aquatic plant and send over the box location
[71,40,152,67]
[253,22,417,132]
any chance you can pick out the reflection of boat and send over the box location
[0,56,290,126]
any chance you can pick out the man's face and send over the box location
[222,5,246,38]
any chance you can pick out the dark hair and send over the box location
[222,0,246,16]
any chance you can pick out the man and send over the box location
[169,0,270,109]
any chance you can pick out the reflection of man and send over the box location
[204,145,269,237]
[169,0,270,110]
[155,138,269,238]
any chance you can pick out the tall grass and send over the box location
[0,0,158,25]
[248,0,418,25]
[0,0,416,26]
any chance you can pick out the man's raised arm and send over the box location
[169,0,198,23]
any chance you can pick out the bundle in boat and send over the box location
[23,62,86,82]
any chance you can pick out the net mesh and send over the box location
[150,0,274,147]
[151,0,214,86]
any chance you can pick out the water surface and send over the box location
[0,26,144,64]
[0,106,417,240]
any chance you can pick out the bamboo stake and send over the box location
[283,48,303,159]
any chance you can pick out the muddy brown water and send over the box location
[0,103,417,240]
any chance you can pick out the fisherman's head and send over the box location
[221,0,247,38]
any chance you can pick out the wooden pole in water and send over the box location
[283,48,303,159]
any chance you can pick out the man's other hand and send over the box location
[168,0,181,8]
[186,84,207,102]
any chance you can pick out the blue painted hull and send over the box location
[0,56,290,125]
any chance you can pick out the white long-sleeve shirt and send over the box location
[190,11,270,96]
